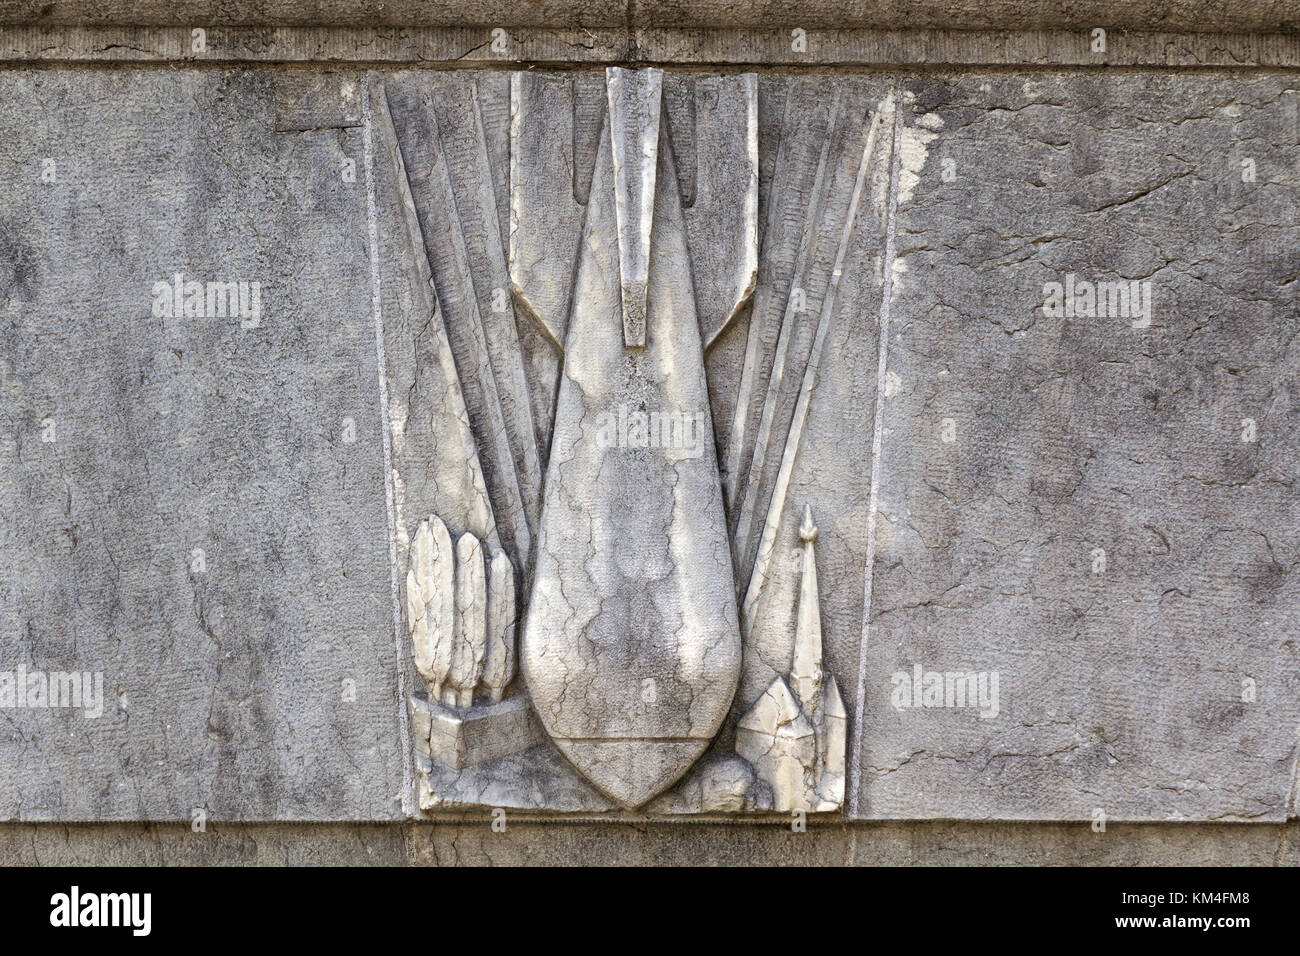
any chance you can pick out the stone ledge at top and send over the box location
[0,0,1297,34]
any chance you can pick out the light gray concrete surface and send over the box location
[0,821,1295,866]
[856,71,1300,822]
[0,54,1296,866]
[0,1,1296,33]
[0,69,405,821]
[3,26,1298,68]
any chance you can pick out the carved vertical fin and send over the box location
[407,515,455,701]
[427,75,544,548]
[483,549,516,703]
[704,74,771,476]
[384,78,533,570]
[475,73,512,262]
[662,74,697,207]
[606,66,663,349]
[730,90,844,573]
[686,73,759,351]
[572,71,606,205]
[509,72,584,352]
[509,72,589,460]
[451,532,487,708]
[724,79,838,515]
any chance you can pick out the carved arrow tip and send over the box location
[799,504,818,543]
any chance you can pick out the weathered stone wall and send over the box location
[1,822,1297,866]
[0,1,1296,33]
[0,4,1296,863]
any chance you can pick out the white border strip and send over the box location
[848,92,903,819]
[362,77,415,816]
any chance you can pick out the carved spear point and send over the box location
[791,505,823,715]
[799,504,818,543]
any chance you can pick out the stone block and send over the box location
[853,73,1300,821]
[409,693,543,771]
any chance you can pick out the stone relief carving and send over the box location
[406,516,541,771]
[736,507,847,812]
[369,67,891,814]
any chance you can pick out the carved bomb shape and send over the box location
[521,68,744,808]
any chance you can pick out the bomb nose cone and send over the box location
[556,739,709,809]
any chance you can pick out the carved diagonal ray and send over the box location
[723,79,840,520]
[739,98,885,631]
[369,78,501,558]
[385,76,540,572]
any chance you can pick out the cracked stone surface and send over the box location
[0,70,404,820]
[857,73,1300,822]
[0,65,1296,825]
[2,818,1298,866]
[6,2,1295,34]
[736,676,816,811]
[521,73,742,807]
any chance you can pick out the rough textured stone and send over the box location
[0,52,1296,850]
[1,1,1296,33]
[0,821,1296,866]
[855,72,1300,822]
[2,26,1297,70]
[0,69,405,821]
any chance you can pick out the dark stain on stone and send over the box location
[1245,560,1286,605]
[901,75,956,116]
[0,226,38,305]
[1195,699,1247,733]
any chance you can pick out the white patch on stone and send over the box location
[388,396,407,455]
[392,471,409,552]
[891,255,909,291]
[896,114,941,205]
